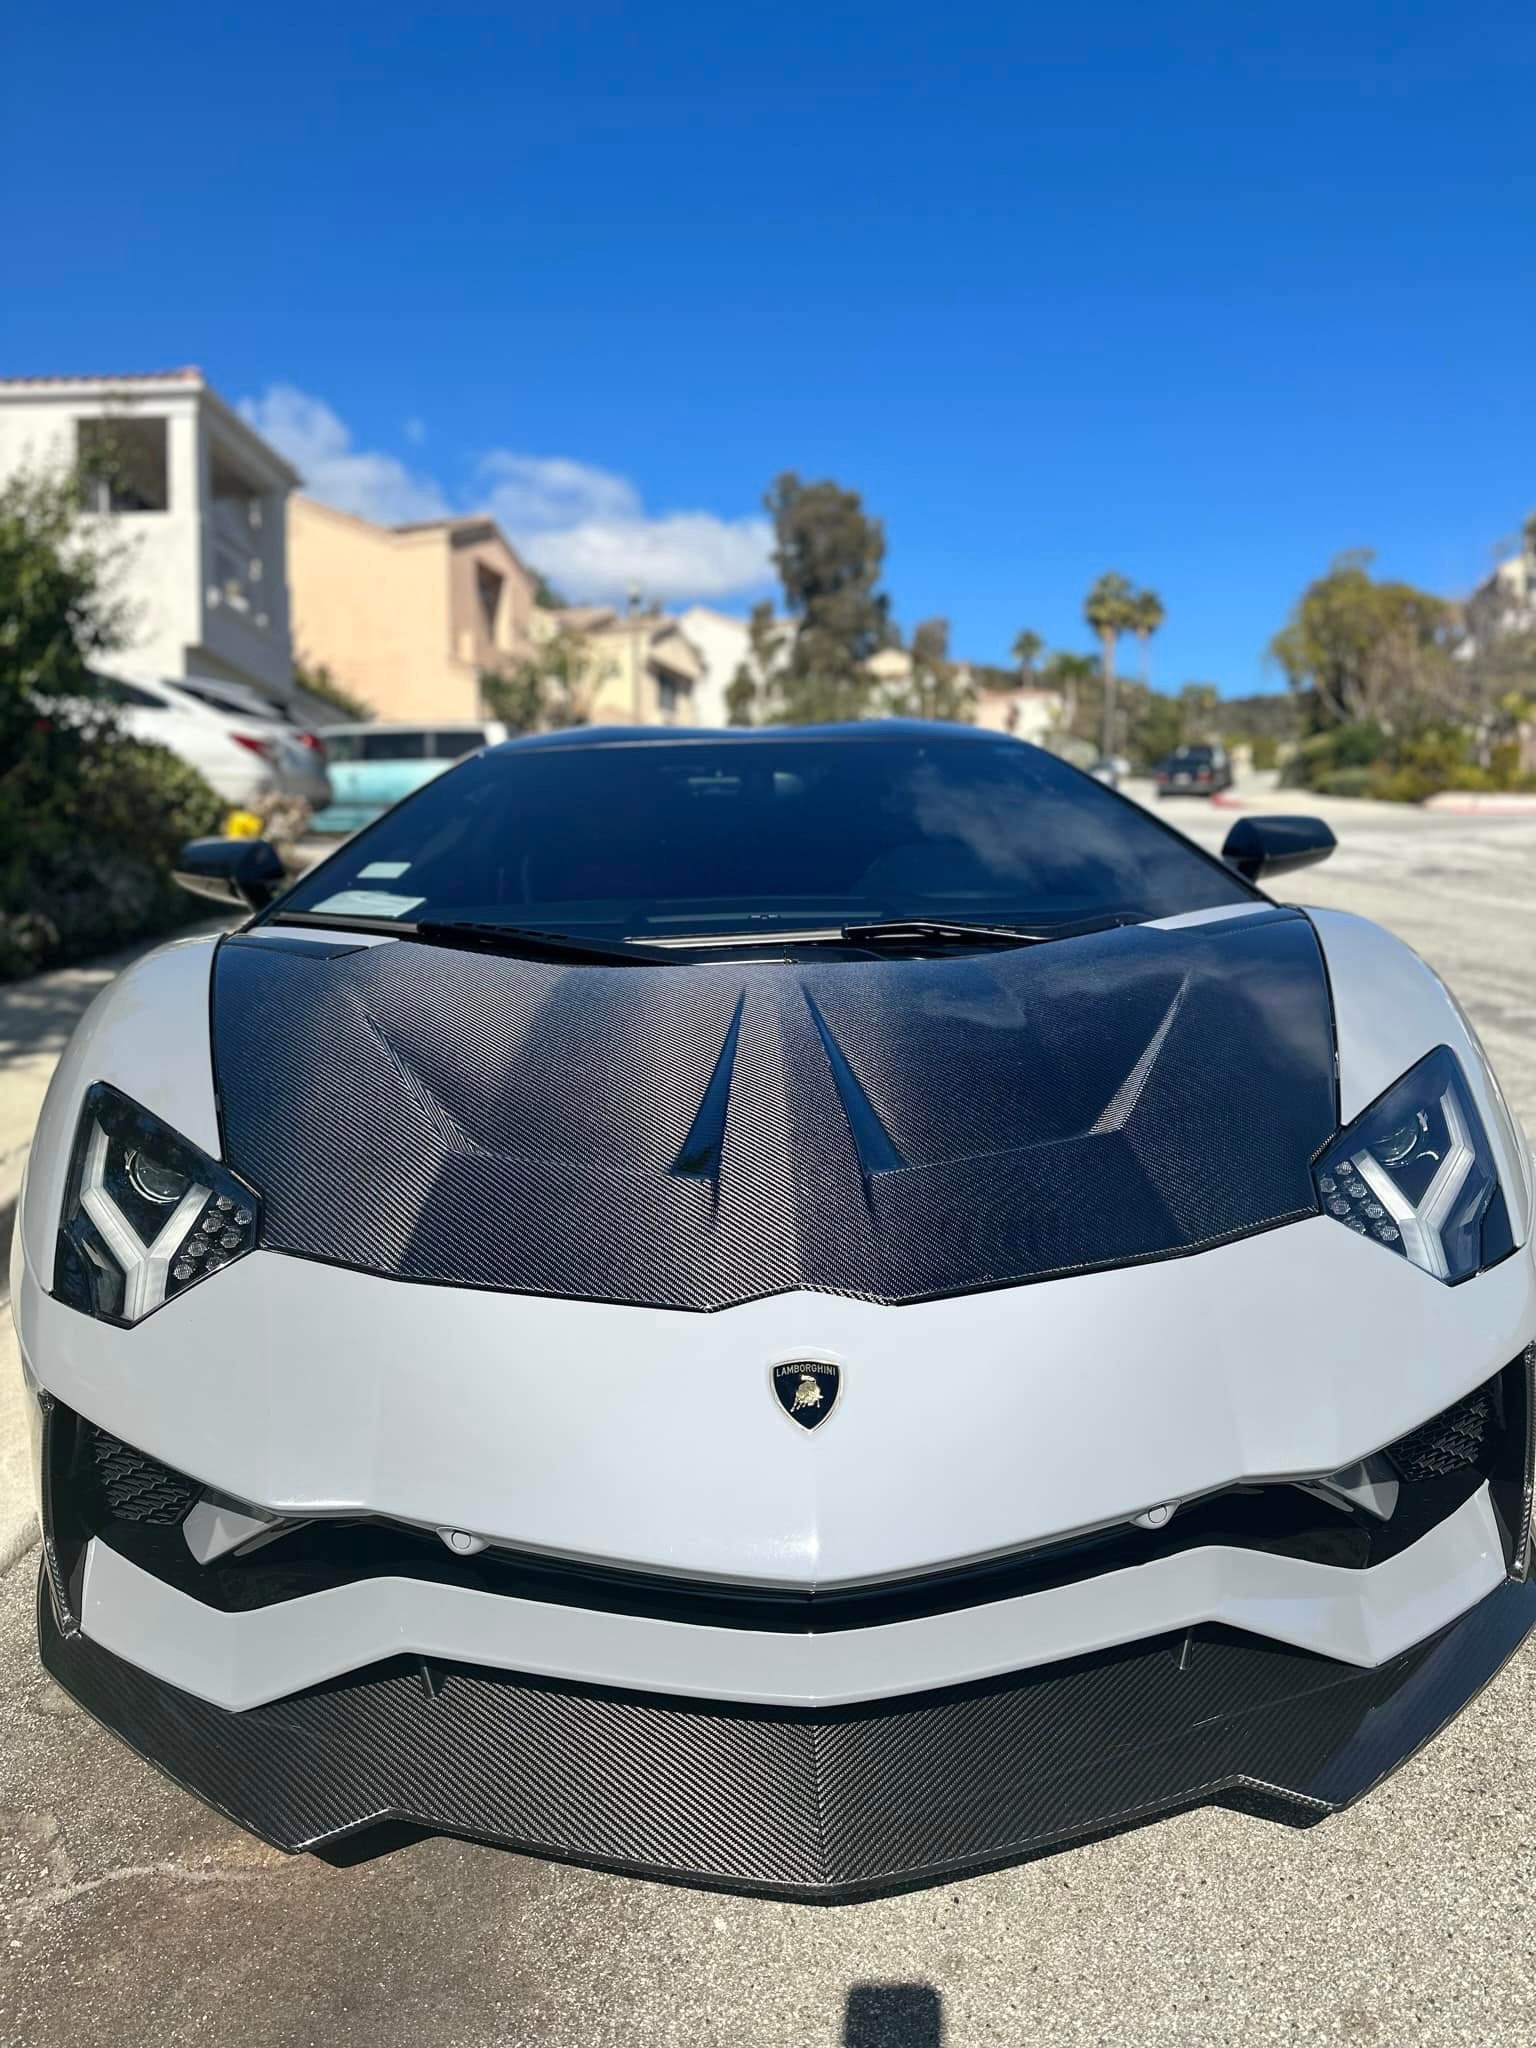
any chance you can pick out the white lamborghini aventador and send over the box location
[14,723,1535,1898]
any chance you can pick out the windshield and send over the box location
[277,733,1254,940]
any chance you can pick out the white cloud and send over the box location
[478,449,772,601]
[478,451,640,530]
[239,386,449,525]
[240,384,773,604]
[516,508,774,604]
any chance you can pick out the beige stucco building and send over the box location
[973,682,1065,740]
[287,496,538,721]
[533,604,705,725]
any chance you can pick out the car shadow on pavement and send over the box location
[844,1983,943,2046]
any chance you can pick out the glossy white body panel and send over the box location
[1308,906,1534,1242]
[17,1220,1535,1590]
[15,907,1536,1707]
[78,1488,1506,1712]
[19,935,223,1284]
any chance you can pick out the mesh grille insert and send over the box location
[89,1431,200,1525]
[1386,1391,1491,1483]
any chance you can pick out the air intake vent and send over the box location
[89,1430,200,1525]
[1386,1391,1491,1483]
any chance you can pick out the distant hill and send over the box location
[1218,692,1300,741]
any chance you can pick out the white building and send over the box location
[0,369,300,705]
[1464,536,1536,649]
[674,605,794,725]
[972,682,1066,742]
[864,647,1066,740]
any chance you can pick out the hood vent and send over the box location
[213,908,1336,1310]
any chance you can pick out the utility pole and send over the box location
[628,584,646,722]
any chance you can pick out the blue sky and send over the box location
[4,3,1533,693]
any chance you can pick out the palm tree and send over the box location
[1011,629,1043,684]
[1083,572,1138,758]
[1129,587,1166,686]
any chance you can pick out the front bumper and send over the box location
[41,1570,1536,1900]
[32,1345,1536,1897]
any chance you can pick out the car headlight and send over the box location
[1314,1046,1514,1283]
[53,1083,261,1325]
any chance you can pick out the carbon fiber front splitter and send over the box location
[39,1572,1536,1901]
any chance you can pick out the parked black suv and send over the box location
[1154,744,1233,797]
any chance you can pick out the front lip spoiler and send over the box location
[38,1569,1536,1903]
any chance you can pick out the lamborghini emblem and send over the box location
[771,1359,841,1432]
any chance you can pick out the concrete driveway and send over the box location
[4,798,1536,2047]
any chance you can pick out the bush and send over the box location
[1489,741,1522,789]
[1311,767,1374,797]
[1249,734,1279,772]
[0,461,231,979]
[1282,723,1386,788]
[0,732,224,980]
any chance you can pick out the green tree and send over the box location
[1083,572,1139,757]
[1218,692,1301,745]
[1010,628,1043,683]
[1178,681,1220,734]
[1269,551,1453,730]
[480,628,601,733]
[0,466,126,761]
[889,618,976,724]
[767,472,890,723]
[1040,649,1098,737]
[725,600,781,726]
[291,657,372,722]
[1128,587,1165,685]
[0,465,223,977]
[531,570,566,609]
[1134,691,1185,767]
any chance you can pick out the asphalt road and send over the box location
[4,793,1536,2048]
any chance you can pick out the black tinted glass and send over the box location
[282,734,1253,937]
[429,730,484,759]
[360,731,430,761]
[100,679,166,710]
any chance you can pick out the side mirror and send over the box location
[1221,814,1337,883]
[174,837,287,910]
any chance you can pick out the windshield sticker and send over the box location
[308,889,425,919]
[358,861,411,880]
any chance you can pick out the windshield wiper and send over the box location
[267,911,669,966]
[840,913,1137,952]
[413,919,673,965]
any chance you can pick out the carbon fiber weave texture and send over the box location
[212,908,1335,1309]
[41,1580,1536,1897]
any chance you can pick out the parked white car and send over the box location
[93,672,332,811]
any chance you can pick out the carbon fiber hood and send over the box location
[212,906,1336,1309]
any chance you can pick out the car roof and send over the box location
[93,669,284,722]
[318,719,492,735]
[486,718,1014,757]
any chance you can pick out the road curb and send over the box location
[1422,792,1536,815]
[0,1512,37,1576]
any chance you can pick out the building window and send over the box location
[77,416,169,513]
[476,565,504,640]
